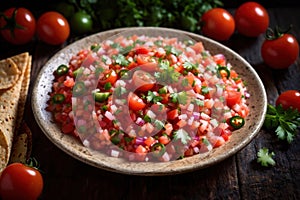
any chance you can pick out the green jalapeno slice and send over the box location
[151,142,166,157]
[52,94,65,104]
[229,115,245,130]
[56,64,69,76]
[93,92,110,102]
[73,81,86,96]
[217,66,230,79]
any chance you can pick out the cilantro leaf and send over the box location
[173,129,191,145]
[183,61,197,71]
[264,104,300,143]
[155,60,181,84]
[170,91,188,105]
[164,45,182,56]
[146,91,163,103]
[257,147,276,167]
[112,54,130,66]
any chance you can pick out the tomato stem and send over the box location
[265,25,293,40]
[0,8,25,39]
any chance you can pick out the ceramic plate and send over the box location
[32,27,267,175]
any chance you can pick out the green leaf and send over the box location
[257,147,276,167]
[146,91,163,103]
[173,129,191,145]
[264,104,300,143]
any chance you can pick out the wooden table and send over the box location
[1,4,300,200]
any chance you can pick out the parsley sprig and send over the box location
[264,104,300,143]
[257,147,276,167]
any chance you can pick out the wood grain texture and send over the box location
[0,6,299,200]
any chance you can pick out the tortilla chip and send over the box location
[0,58,21,90]
[0,52,31,172]
[9,122,32,164]
[13,54,32,131]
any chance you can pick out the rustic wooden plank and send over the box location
[233,7,300,200]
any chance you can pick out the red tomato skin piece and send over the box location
[276,90,300,111]
[234,2,269,37]
[261,34,299,69]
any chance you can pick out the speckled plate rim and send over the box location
[32,27,267,176]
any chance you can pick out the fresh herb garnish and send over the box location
[155,60,180,84]
[146,91,163,103]
[264,104,300,143]
[112,54,130,66]
[257,147,276,167]
[173,129,191,145]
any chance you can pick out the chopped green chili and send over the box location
[73,82,86,96]
[229,115,245,130]
[52,94,65,104]
[56,64,69,76]
[93,92,110,102]
[217,66,230,79]
[151,143,166,157]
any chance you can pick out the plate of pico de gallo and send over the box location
[32,27,267,175]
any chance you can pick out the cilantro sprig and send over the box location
[173,129,191,145]
[257,147,276,167]
[264,104,300,143]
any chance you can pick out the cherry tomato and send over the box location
[0,7,36,45]
[261,28,299,69]
[36,11,70,45]
[276,90,300,111]
[132,70,156,91]
[70,11,93,35]
[200,8,235,41]
[128,92,146,111]
[0,163,43,200]
[136,55,158,72]
[234,2,269,37]
[99,69,118,85]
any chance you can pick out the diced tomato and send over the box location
[190,42,204,54]
[135,145,147,153]
[54,112,68,123]
[99,69,118,85]
[226,90,242,108]
[135,47,150,54]
[213,54,226,66]
[132,70,156,91]
[167,109,179,120]
[81,54,96,67]
[128,92,146,111]
[159,135,170,145]
[210,136,225,148]
[61,122,75,134]
[176,119,187,128]
[144,136,157,147]
[64,77,75,87]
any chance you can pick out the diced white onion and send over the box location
[105,111,115,121]
[111,150,120,158]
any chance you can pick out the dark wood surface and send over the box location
[1,4,300,200]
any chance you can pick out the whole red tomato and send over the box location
[0,163,43,200]
[200,8,235,41]
[36,11,70,45]
[234,2,269,37]
[276,90,300,111]
[0,7,36,45]
[261,27,299,69]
